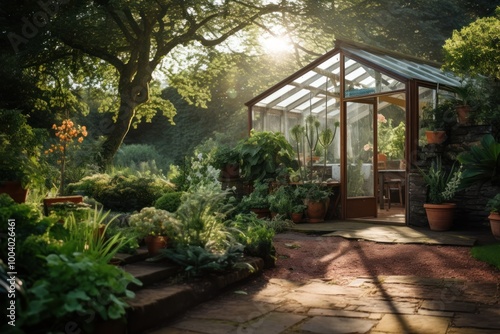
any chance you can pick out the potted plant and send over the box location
[212,144,240,179]
[129,207,174,255]
[0,109,47,202]
[239,181,270,218]
[486,194,500,240]
[421,102,455,144]
[303,183,330,223]
[237,130,295,183]
[267,185,294,218]
[452,80,478,125]
[419,158,462,231]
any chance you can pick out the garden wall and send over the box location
[408,124,495,229]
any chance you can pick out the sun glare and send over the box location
[259,35,294,54]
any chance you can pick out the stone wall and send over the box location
[408,125,496,228]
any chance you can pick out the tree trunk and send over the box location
[99,79,149,168]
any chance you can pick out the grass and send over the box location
[471,243,500,270]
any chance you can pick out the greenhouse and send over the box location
[245,39,463,222]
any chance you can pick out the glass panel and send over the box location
[344,57,405,97]
[377,93,406,165]
[346,102,375,197]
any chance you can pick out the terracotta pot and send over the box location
[291,212,304,223]
[144,235,167,255]
[425,131,447,144]
[0,181,28,203]
[456,105,471,125]
[424,203,456,231]
[306,198,330,223]
[488,212,500,240]
[250,208,270,219]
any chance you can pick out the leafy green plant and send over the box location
[457,134,500,189]
[267,185,294,215]
[418,158,462,204]
[303,183,330,202]
[128,207,175,238]
[159,245,247,278]
[60,207,135,263]
[20,252,141,331]
[0,109,48,188]
[239,181,270,210]
[67,171,174,212]
[154,191,183,212]
[486,194,500,213]
[237,130,295,183]
[421,101,455,131]
[231,213,276,268]
[211,144,240,169]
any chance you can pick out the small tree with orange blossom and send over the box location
[45,119,87,195]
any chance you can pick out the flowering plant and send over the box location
[128,207,175,238]
[45,119,87,194]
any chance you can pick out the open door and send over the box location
[343,99,378,218]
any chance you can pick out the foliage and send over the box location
[443,7,500,79]
[268,185,294,215]
[0,109,48,188]
[159,245,247,278]
[47,201,93,223]
[167,189,237,252]
[471,243,500,270]
[211,144,241,169]
[239,181,270,210]
[303,183,330,202]
[457,134,500,189]
[20,252,141,331]
[237,130,295,183]
[154,192,183,213]
[114,144,168,174]
[419,158,462,204]
[128,207,175,238]
[45,118,88,195]
[231,213,276,268]
[59,208,134,263]
[421,101,456,131]
[0,195,46,240]
[377,115,405,160]
[347,160,366,197]
[67,171,174,212]
[486,194,500,213]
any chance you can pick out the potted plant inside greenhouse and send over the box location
[239,181,270,218]
[129,207,175,255]
[267,185,294,219]
[419,158,462,231]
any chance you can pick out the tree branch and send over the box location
[59,36,124,71]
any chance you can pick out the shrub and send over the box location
[67,172,175,212]
[114,144,167,173]
[154,191,183,212]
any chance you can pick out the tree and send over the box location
[5,0,291,167]
[443,7,500,79]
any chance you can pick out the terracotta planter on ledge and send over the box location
[424,203,456,231]
[425,131,447,144]
[144,235,167,255]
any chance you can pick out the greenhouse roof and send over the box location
[246,39,462,113]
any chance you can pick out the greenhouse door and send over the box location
[344,99,377,218]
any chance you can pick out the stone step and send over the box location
[126,257,264,333]
[122,261,181,290]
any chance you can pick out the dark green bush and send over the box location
[67,172,175,212]
[154,191,183,212]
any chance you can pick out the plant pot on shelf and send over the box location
[423,203,456,231]
[488,212,500,240]
[0,181,28,203]
[425,131,447,144]
[456,105,471,125]
[144,235,167,255]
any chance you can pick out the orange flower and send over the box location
[78,137,84,143]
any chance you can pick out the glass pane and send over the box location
[346,102,375,197]
[344,57,405,97]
